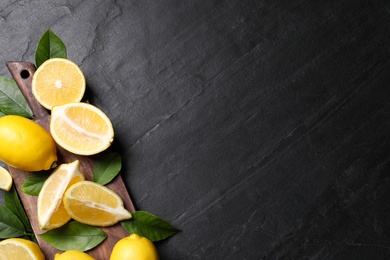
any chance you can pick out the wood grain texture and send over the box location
[6,62,136,260]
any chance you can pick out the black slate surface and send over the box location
[1,0,390,259]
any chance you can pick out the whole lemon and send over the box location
[110,234,159,260]
[0,115,57,171]
[54,250,96,260]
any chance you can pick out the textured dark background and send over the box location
[1,0,390,259]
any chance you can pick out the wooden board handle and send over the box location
[6,62,48,119]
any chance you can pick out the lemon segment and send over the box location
[63,181,131,226]
[110,234,159,260]
[38,160,85,230]
[0,238,45,260]
[50,102,114,156]
[32,58,86,110]
[0,166,12,191]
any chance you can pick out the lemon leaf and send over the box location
[93,152,122,185]
[0,77,33,118]
[39,221,107,251]
[35,29,67,68]
[4,186,33,234]
[121,211,180,242]
[0,205,26,238]
[22,171,51,195]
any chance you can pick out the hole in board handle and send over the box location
[20,70,30,79]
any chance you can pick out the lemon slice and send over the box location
[50,102,114,156]
[0,166,12,191]
[37,160,85,230]
[63,181,132,226]
[0,238,45,260]
[32,58,86,110]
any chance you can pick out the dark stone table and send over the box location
[1,0,390,259]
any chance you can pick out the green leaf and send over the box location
[22,171,51,196]
[39,221,107,251]
[121,211,180,242]
[4,186,33,233]
[0,205,26,238]
[0,77,33,118]
[35,29,67,68]
[93,152,122,185]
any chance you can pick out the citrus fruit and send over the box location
[54,250,95,260]
[50,102,114,156]
[63,180,132,226]
[0,166,12,191]
[0,115,57,171]
[38,160,85,230]
[110,234,159,260]
[32,58,86,110]
[0,238,44,260]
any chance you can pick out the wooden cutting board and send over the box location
[6,61,136,259]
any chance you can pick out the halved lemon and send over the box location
[0,166,12,191]
[50,102,114,156]
[63,181,132,226]
[37,160,85,230]
[32,58,86,110]
[0,238,44,260]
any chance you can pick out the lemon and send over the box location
[0,166,12,191]
[0,115,57,171]
[38,160,85,230]
[32,58,86,110]
[54,250,95,260]
[110,234,159,260]
[63,181,131,226]
[0,238,45,260]
[50,102,114,156]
